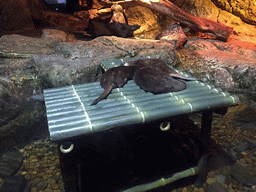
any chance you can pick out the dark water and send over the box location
[0,101,49,155]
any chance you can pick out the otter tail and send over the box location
[169,73,198,81]
[90,86,113,106]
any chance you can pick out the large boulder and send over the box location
[181,38,256,101]
[31,36,178,88]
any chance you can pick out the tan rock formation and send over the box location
[125,6,164,39]
[169,0,256,43]
[211,0,256,25]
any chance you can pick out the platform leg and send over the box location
[58,146,79,192]
[195,110,213,188]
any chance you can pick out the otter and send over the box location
[133,67,186,94]
[91,59,198,105]
[107,4,140,37]
[121,58,197,81]
[90,66,136,105]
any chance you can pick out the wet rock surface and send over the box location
[0,175,27,192]
[230,162,256,187]
[207,182,228,192]
[0,149,23,178]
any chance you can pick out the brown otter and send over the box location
[87,4,140,38]
[90,66,136,105]
[121,58,197,81]
[91,59,197,105]
[107,4,140,37]
[133,67,186,94]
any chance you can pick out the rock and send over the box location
[230,162,256,187]
[31,53,100,87]
[29,177,41,188]
[0,175,27,192]
[31,36,177,88]
[171,0,256,44]
[218,10,256,44]
[0,77,21,127]
[176,0,219,21]
[0,34,57,58]
[52,174,61,183]
[156,24,188,49]
[26,94,44,102]
[184,39,218,51]
[223,94,256,130]
[36,181,48,191]
[211,67,236,92]
[23,183,31,192]
[216,175,226,184]
[43,175,48,180]
[206,177,216,185]
[30,187,37,192]
[211,0,256,25]
[0,149,23,178]
[207,182,228,192]
[41,29,67,42]
[125,6,162,39]
[177,39,256,100]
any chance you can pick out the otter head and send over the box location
[111,4,123,12]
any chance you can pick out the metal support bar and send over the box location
[194,110,213,187]
[121,155,207,192]
[58,146,79,192]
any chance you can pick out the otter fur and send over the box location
[121,58,197,81]
[91,59,198,105]
[91,66,136,105]
[107,4,140,37]
[133,67,186,94]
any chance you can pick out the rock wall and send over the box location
[169,0,256,44]
[170,0,256,25]
[0,0,35,33]
[211,0,256,25]
[0,0,47,34]
[125,6,164,39]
